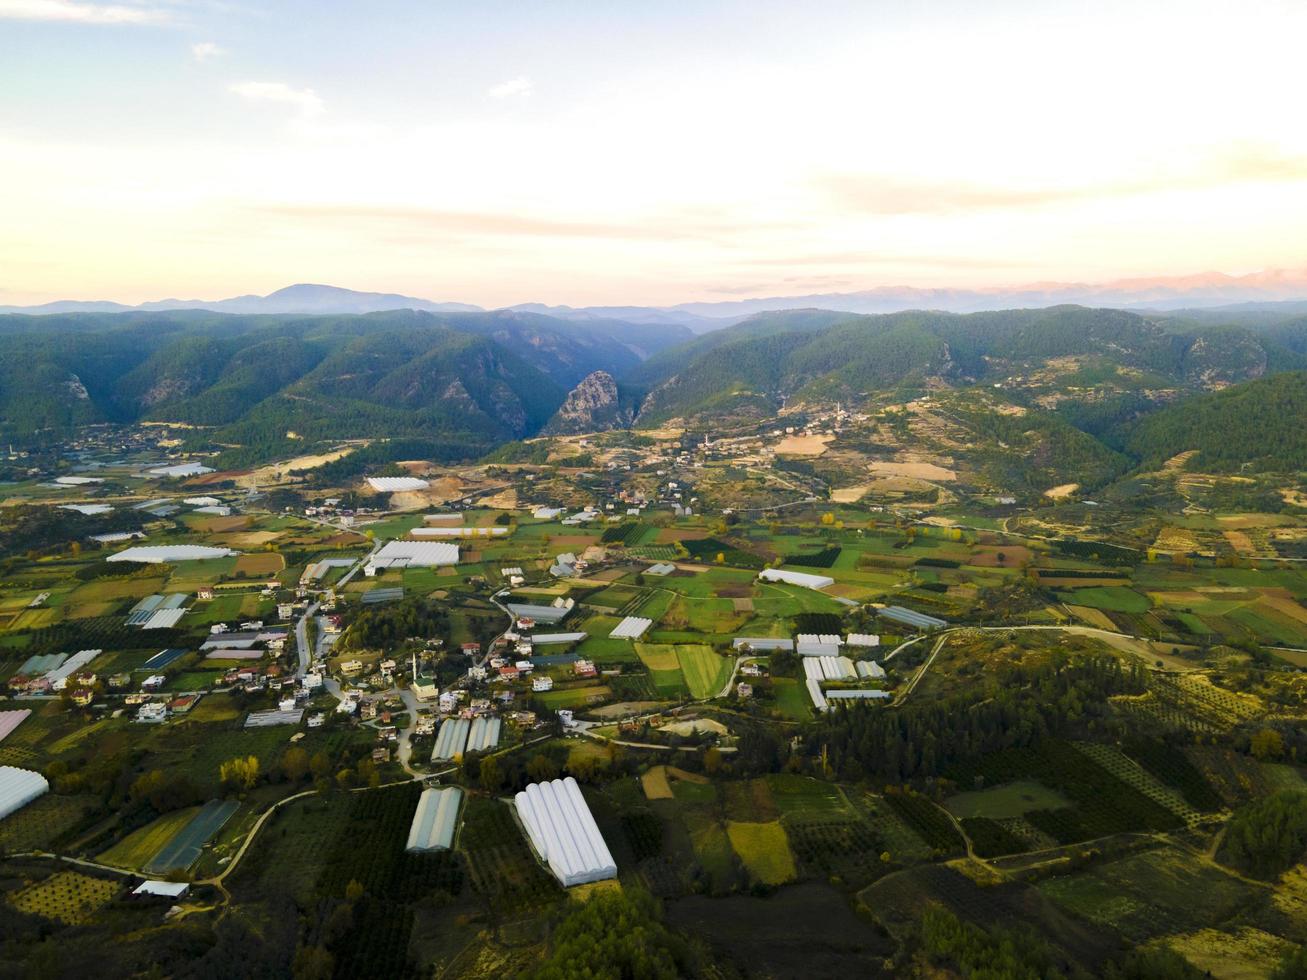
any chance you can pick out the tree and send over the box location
[310,751,331,779]
[526,753,560,783]
[532,889,690,980]
[281,746,310,783]
[219,755,260,792]
[1252,727,1285,761]
[479,755,503,792]
[703,747,723,775]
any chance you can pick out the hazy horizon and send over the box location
[4,0,1307,308]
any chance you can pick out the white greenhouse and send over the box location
[514,776,617,887]
[0,767,49,821]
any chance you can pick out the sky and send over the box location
[2,0,1307,307]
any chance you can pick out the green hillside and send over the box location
[1123,370,1307,472]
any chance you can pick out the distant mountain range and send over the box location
[7,267,1307,329]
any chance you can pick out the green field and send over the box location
[943,780,1072,819]
[675,644,732,699]
[1062,586,1150,613]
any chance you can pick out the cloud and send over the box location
[228,81,323,116]
[820,144,1307,217]
[246,202,784,244]
[191,41,225,62]
[0,0,167,23]
[487,76,532,100]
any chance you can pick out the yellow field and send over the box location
[641,767,673,800]
[726,821,797,885]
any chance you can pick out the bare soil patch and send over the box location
[774,434,833,456]
[233,553,285,575]
[1043,483,1079,499]
[968,545,1033,567]
[869,460,956,481]
[830,485,869,503]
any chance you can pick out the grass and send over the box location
[771,677,816,720]
[726,820,797,885]
[97,806,200,870]
[766,774,850,819]
[943,780,1072,820]
[535,685,612,709]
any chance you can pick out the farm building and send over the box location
[148,462,214,478]
[609,616,652,640]
[367,541,459,571]
[803,656,856,681]
[361,588,404,605]
[134,880,190,898]
[825,689,892,702]
[465,716,501,753]
[757,568,835,590]
[878,606,947,630]
[45,650,101,688]
[60,503,113,515]
[432,718,471,761]
[732,637,794,651]
[806,679,827,711]
[796,634,842,657]
[533,632,587,646]
[506,600,574,624]
[846,633,880,647]
[405,786,463,852]
[109,545,235,564]
[411,526,508,538]
[0,710,30,744]
[366,477,429,492]
[143,607,187,630]
[645,562,677,576]
[514,776,617,887]
[244,709,303,728]
[0,767,49,822]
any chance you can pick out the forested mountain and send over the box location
[0,309,690,458]
[1122,371,1307,472]
[631,305,1299,425]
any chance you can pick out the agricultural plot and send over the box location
[881,791,963,855]
[1038,846,1258,944]
[947,741,1183,845]
[9,871,119,925]
[0,793,95,851]
[459,797,561,917]
[675,644,731,699]
[147,799,239,873]
[725,821,796,885]
[944,780,1072,820]
[98,807,201,870]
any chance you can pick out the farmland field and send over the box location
[9,871,119,925]
[97,807,200,870]
[944,780,1072,820]
[725,821,796,885]
[675,644,732,699]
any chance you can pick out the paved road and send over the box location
[294,602,319,680]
